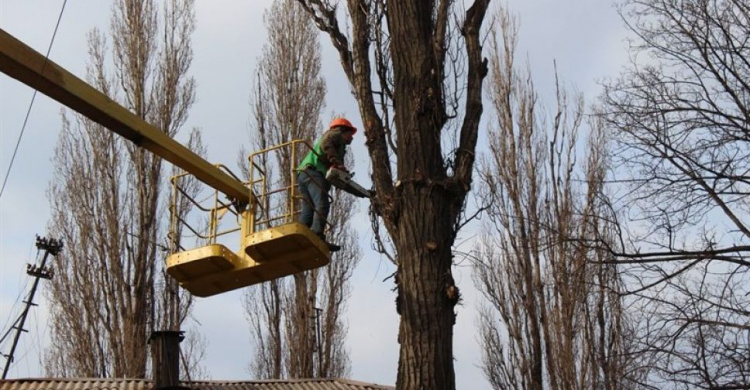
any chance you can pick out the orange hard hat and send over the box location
[329,117,357,134]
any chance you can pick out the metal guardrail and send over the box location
[248,139,320,234]
[167,164,245,253]
[167,140,327,254]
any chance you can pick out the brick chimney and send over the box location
[149,330,185,389]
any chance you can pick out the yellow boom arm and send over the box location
[0,28,249,204]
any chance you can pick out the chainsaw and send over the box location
[326,167,372,198]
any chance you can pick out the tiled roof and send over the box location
[0,378,395,390]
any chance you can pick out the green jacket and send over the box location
[298,128,347,174]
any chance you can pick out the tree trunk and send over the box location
[388,3,454,385]
[396,196,457,389]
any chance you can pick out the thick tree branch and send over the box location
[433,0,451,72]
[346,0,395,225]
[600,245,750,267]
[298,0,396,226]
[451,0,489,218]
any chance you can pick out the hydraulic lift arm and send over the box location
[0,28,249,205]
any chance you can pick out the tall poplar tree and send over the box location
[45,0,200,378]
[243,0,359,379]
[474,10,634,389]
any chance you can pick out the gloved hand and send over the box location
[331,164,348,173]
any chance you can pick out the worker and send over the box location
[297,118,357,252]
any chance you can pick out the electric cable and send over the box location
[0,0,69,200]
[30,307,45,376]
[0,242,37,344]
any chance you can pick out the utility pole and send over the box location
[313,306,323,376]
[1,236,62,379]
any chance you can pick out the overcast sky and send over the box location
[0,1,630,388]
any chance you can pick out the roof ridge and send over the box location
[0,377,396,389]
[2,378,149,382]
[328,378,396,389]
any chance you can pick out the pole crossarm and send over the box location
[0,28,250,204]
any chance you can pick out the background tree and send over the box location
[242,0,359,379]
[473,10,636,389]
[44,0,203,378]
[600,0,749,387]
[296,1,490,389]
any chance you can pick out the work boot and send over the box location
[317,234,341,252]
[326,242,342,252]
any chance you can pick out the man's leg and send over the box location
[297,172,314,228]
[305,170,340,252]
[306,170,330,236]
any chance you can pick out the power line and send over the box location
[0,242,38,340]
[0,0,68,200]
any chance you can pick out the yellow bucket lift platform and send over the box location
[164,141,331,297]
[167,223,329,297]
